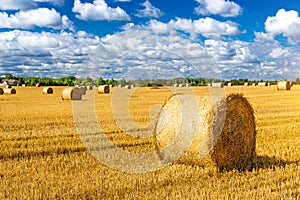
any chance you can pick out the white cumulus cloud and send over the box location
[34,0,65,6]
[0,8,74,30]
[0,0,37,10]
[72,0,130,21]
[195,0,242,17]
[148,17,244,38]
[136,0,163,18]
[265,9,300,44]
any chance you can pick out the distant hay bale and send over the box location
[252,83,256,86]
[61,87,82,100]
[267,82,271,86]
[79,86,87,95]
[277,81,291,90]
[42,87,53,94]
[244,82,249,86]
[227,83,232,86]
[0,88,3,95]
[258,82,267,86]
[174,84,179,87]
[86,86,93,90]
[155,93,256,171]
[36,83,40,87]
[179,84,186,87]
[4,88,16,94]
[22,84,26,87]
[211,82,224,88]
[118,85,122,88]
[98,85,110,94]
[124,85,131,89]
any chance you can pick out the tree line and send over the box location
[1,73,298,87]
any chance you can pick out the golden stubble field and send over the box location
[0,85,299,199]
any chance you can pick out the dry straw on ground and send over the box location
[277,81,291,90]
[42,87,53,94]
[4,88,16,94]
[155,93,256,171]
[61,87,82,100]
[98,85,110,94]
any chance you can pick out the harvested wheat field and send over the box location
[0,86,300,199]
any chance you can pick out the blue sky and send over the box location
[0,0,300,80]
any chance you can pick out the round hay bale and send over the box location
[86,86,93,90]
[174,84,179,87]
[61,87,82,100]
[277,81,291,90]
[36,83,40,87]
[124,85,131,89]
[98,85,110,94]
[244,82,249,86]
[79,86,87,95]
[0,88,4,95]
[4,88,16,94]
[252,83,256,86]
[258,82,267,86]
[42,87,53,94]
[210,94,256,171]
[21,84,26,87]
[211,82,224,88]
[155,93,256,171]
[227,83,232,86]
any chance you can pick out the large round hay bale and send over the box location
[42,87,53,94]
[0,88,4,95]
[61,87,82,100]
[277,81,291,90]
[4,88,16,94]
[97,85,110,94]
[209,94,256,170]
[155,93,256,171]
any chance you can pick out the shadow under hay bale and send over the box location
[155,93,256,171]
[0,88,3,95]
[61,87,82,100]
[42,87,53,94]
